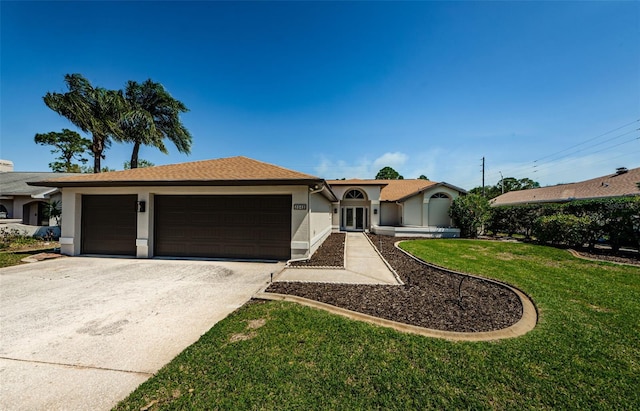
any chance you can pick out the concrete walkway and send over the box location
[275,232,401,285]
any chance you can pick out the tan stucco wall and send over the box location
[309,192,332,255]
[330,185,382,203]
[59,185,319,259]
[331,186,381,230]
[380,202,400,226]
[391,186,461,228]
[403,195,423,226]
[422,186,459,227]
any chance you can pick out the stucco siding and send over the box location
[309,192,332,255]
[331,186,381,202]
[0,200,14,218]
[59,185,317,260]
[380,202,400,226]
[403,195,423,226]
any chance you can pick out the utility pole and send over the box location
[482,157,485,197]
[499,171,504,194]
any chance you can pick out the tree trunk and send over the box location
[130,141,141,169]
[93,153,101,173]
[92,134,103,173]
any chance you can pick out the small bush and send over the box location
[0,228,39,250]
[533,214,592,247]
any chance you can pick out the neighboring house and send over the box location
[0,171,77,225]
[30,156,465,261]
[491,167,640,207]
[327,179,465,237]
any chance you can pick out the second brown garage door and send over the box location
[154,195,291,260]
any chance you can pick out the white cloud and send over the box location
[372,152,408,169]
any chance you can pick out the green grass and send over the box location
[0,248,57,268]
[0,252,28,267]
[114,240,640,410]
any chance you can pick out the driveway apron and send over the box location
[0,257,280,411]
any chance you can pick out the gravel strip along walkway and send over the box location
[266,234,523,333]
[289,233,345,268]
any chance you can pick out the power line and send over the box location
[483,119,640,183]
[533,118,639,163]
[533,128,638,170]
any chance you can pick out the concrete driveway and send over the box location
[0,257,282,411]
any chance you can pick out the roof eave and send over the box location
[392,182,466,203]
[28,178,326,188]
[491,192,640,207]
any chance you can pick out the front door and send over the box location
[342,206,367,231]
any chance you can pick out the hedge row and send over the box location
[489,197,640,251]
[450,195,640,251]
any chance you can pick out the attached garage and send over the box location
[30,156,337,261]
[81,194,137,256]
[154,195,292,260]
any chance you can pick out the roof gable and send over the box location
[327,179,466,201]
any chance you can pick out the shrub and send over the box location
[488,197,640,251]
[0,228,38,250]
[450,194,491,238]
[533,214,592,248]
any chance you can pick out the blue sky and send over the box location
[1,1,638,189]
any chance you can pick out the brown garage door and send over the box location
[154,195,291,260]
[81,195,137,255]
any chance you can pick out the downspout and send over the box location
[286,184,325,265]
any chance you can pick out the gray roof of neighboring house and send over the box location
[0,172,79,197]
[491,167,640,206]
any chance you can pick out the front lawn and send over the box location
[0,252,28,268]
[114,240,640,410]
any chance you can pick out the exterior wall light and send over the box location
[137,201,146,213]
[334,208,338,214]
[373,208,378,215]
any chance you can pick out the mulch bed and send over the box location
[572,247,639,266]
[266,234,523,333]
[289,233,345,268]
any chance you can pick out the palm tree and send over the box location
[121,80,192,169]
[43,74,125,173]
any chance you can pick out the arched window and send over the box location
[431,193,449,199]
[345,189,365,199]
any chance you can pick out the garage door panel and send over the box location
[81,195,137,256]
[154,195,291,260]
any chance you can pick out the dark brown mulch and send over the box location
[266,234,523,333]
[289,233,345,267]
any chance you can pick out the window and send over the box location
[431,193,449,199]
[345,189,365,199]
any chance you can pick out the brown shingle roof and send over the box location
[380,180,438,201]
[30,156,323,187]
[491,167,640,206]
[327,179,440,201]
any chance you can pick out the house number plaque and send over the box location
[293,204,307,210]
